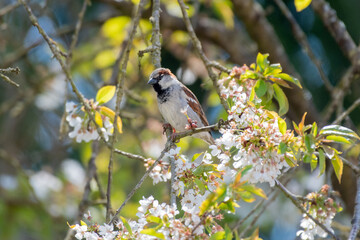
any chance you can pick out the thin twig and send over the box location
[109,139,173,224]
[150,0,162,68]
[0,67,20,87]
[239,190,279,238]
[349,176,360,240]
[114,149,147,162]
[177,0,229,112]
[273,0,333,92]
[66,0,90,64]
[332,98,360,125]
[276,180,339,240]
[106,0,146,221]
[0,2,20,17]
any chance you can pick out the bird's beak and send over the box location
[147,78,157,85]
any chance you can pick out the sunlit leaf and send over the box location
[120,216,133,236]
[284,155,297,167]
[264,63,282,76]
[278,118,287,135]
[256,53,269,72]
[318,148,326,176]
[101,16,130,44]
[96,85,116,105]
[80,220,87,226]
[273,73,302,88]
[213,0,234,29]
[146,216,162,224]
[273,83,289,116]
[240,185,267,199]
[298,112,307,133]
[95,111,103,127]
[326,135,351,144]
[332,154,343,183]
[140,228,165,239]
[210,231,226,240]
[242,228,263,240]
[310,154,317,172]
[320,125,360,140]
[192,152,204,162]
[294,0,312,12]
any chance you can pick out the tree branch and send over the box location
[0,67,20,87]
[349,177,360,240]
[276,180,338,240]
[106,0,146,221]
[177,0,229,112]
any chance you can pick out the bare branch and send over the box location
[276,180,339,240]
[109,138,174,224]
[177,0,229,112]
[150,0,162,68]
[0,2,20,17]
[349,176,360,240]
[106,0,146,221]
[0,67,20,87]
[332,98,360,125]
[273,0,333,92]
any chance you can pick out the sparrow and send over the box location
[148,68,215,145]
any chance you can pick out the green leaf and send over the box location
[320,125,360,140]
[278,118,287,135]
[192,152,204,162]
[256,53,269,72]
[305,134,316,152]
[120,216,133,236]
[240,70,258,80]
[219,200,239,213]
[225,225,233,240]
[312,122,318,137]
[254,79,267,98]
[303,153,311,163]
[193,164,216,176]
[96,85,116,104]
[332,154,343,183]
[284,155,297,167]
[146,215,162,224]
[240,185,267,199]
[326,135,351,144]
[322,145,335,159]
[279,142,287,154]
[273,83,289,116]
[194,178,206,195]
[264,63,282,76]
[310,154,318,172]
[273,73,302,88]
[210,231,226,240]
[294,0,312,12]
[318,148,326,176]
[140,228,165,239]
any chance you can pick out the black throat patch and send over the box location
[153,83,170,103]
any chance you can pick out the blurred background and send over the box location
[0,0,359,239]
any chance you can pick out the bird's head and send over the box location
[148,68,178,90]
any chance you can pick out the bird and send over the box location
[148,68,215,145]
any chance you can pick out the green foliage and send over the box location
[241,53,301,115]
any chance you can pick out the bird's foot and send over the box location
[162,123,174,135]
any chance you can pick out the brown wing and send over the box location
[182,86,210,126]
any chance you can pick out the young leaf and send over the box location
[305,134,316,152]
[325,135,351,144]
[193,164,216,176]
[194,178,206,195]
[320,125,360,140]
[96,85,116,105]
[284,155,297,167]
[254,79,267,98]
[264,63,282,76]
[332,154,343,183]
[273,83,289,116]
[294,0,312,12]
[224,225,233,240]
[279,142,287,154]
[95,111,103,127]
[240,185,267,199]
[120,216,133,236]
[298,112,307,133]
[256,53,269,72]
[210,231,226,240]
[278,118,287,135]
[140,228,165,240]
[310,154,317,172]
[318,148,326,176]
[273,73,302,88]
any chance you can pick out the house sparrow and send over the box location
[148,68,215,145]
